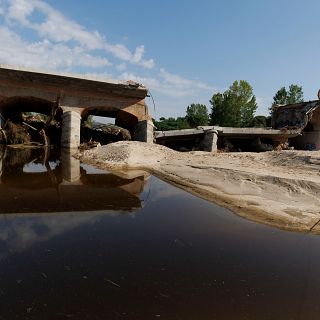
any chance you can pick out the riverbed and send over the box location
[77,141,320,233]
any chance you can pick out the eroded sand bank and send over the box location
[76,141,320,233]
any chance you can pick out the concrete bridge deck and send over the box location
[0,65,153,148]
[155,126,302,152]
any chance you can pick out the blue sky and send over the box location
[0,0,319,119]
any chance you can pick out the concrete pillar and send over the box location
[200,129,218,153]
[133,120,154,143]
[61,110,81,149]
[61,149,81,183]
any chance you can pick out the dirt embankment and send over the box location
[76,141,320,234]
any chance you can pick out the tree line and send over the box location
[154,81,304,130]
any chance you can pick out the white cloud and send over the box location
[131,45,155,69]
[139,58,155,69]
[0,0,216,118]
[120,70,216,118]
[121,70,215,98]
[3,0,155,68]
[6,0,34,23]
[83,72,114,81]
[159,68,213,91]
[0,26,111,69]
[116,62,127,71]
[132,46,145,63]
[0,1,5,15]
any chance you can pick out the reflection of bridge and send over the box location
[0,148,149,214]
[0,65,154,148]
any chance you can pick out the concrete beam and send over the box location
[199,126,301,138]
[155,128,204,139]
[0,65,148,99]
[0,65,151,125]
[156,126,301,142]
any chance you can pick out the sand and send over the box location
[76,141,320,233]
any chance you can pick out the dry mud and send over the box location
[76,141,320,234]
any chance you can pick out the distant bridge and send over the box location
[0,65,153,148]
[155,126,302,152]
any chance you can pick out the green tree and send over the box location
[210,80,257,127]
[185,103,209,127]
[83,115,94,127]
[153,117,190,131]
[270,84,304,115]
[252,115,267,127]
[210,92,227,126]
[272,87,287,106]
[287,84,304,104]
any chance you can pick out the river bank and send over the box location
[76,141,320,233]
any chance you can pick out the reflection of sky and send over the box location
[0,177,183,258]
[0,151,147,257]
[23,161,59,173]
[23,163,46,173]
[143,176,188,203]
[0,210,135,257]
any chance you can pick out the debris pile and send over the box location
[272,100,319,130]
[0,109,131,149]
[4,121,31,145]
[80,123,131,148]
[0,113,61,147]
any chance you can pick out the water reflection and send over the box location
[1,148,320,319]
[0,147,149,253]
[0,146,149,214]
[0,212,106,254]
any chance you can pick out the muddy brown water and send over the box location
[0,148,319,319]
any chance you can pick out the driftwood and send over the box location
[44,94,61,132]
[0,93,62,147]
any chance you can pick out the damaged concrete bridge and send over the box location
[0,65,153,148]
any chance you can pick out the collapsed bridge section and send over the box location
[272,100,320,150]
[0,65,153,148]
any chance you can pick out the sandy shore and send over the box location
[76,141,320,233]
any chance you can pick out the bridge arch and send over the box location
[0,66,153,148]
[81,106,139,133]
[0,96,63,122]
